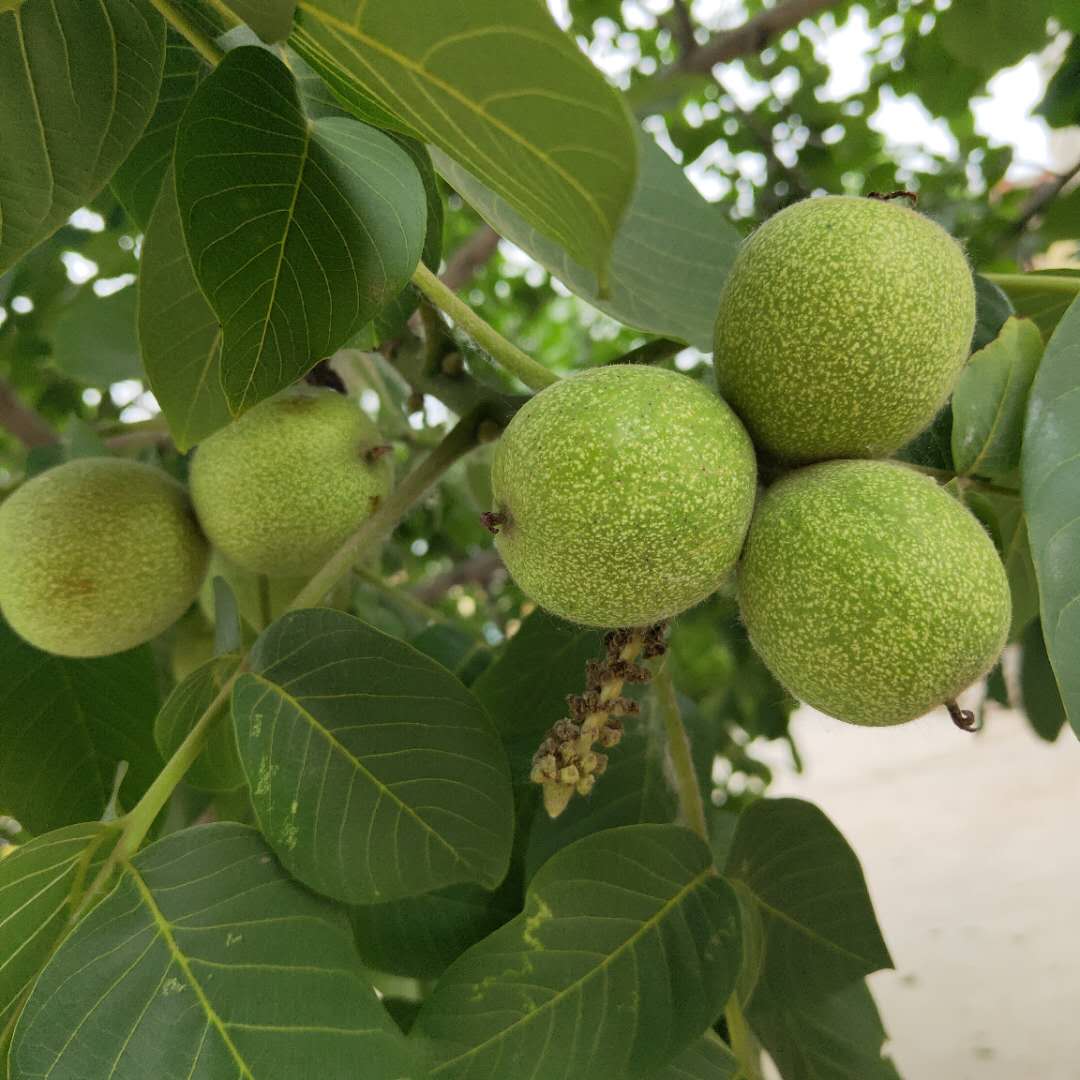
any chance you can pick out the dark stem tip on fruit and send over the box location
[364,444,394,464]
[946,699,978,732]
[480,510,507,535]
[866,189,918,206]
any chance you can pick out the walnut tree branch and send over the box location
[1007,157,1080,237]
[440,225,501,291]
[0,378,60,449]
[675,0,843,75]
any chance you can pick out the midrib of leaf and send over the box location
[237,117,314,411]
[125,861,256,1079]
[293,3,613,253]
[246,671,474,873]
[742,888,876,969]
[430,866,714,1074]
[961,355,1020,477]
[11,8,52,240]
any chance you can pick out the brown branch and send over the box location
[0,378,60,449]
[676,0,843,74]
[668,0,697,59]
[1008,157,1080,237]
[439,225,501,292]
[413,549,503,603]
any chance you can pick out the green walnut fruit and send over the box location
[0,458,209,658]
[490,365,757,628]
[737,460,1010,726]
[190,386,393,577]
[714,195,976,464]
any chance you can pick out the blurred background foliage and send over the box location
[0,0,1077,806]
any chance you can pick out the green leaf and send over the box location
[290,0,638,289]
[232,609,514,902]
[412,824,742,1079]
[174,45,427,416]
[1038,36,1080,127]
[0,0,166,274]
[937,0,1052,73]
[111,34,206,230]
[989,271,1080,341]
[409,623,491,685]
[155,655,245,792]
[972,273,1015,352]
[523,700,677,879]
[655,1031,738,1079]
[434,134,739,351]
[1022,294,1080,738]
[11,823,417,1079]
[951,316,1043,480]
[350,881,518,980]
[965,491,1039,642]
[748,980,901,1080]
[0,619,162,834]
[50,286,141,388]
[473,610,604,784]
[138,164,231,451]
[725,798,892,1007]
[225,0,296,42]
[0,823,118,1038]
[1020,619,1068,742]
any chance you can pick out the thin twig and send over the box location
[413,549,504,603]
[654,658,708,841]
[440,225,501,291]
[0,378,59,449]
[1008,157,1080,236]
[675,0,842,75]
[668,0,698,59]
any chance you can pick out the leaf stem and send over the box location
[288,408,488,612]
[411,263,559,392]
[983,272,1080,295]
[725,998,765,1080]
[653,658,708,842]
[147,0,226,65]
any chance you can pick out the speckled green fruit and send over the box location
[0,458,209,658]
[190,386,393,577]
[737,460,1010,726]
[490,365,757,628]
[714,195,976,464]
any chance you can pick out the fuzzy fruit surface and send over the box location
[190,386,393,577]
[714,195,976,464]
[0,458,209,658]
[737,460,1010,726]
[491,365,757,628]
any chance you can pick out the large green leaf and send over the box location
[1022,294,1080,737]
[951,316,1042,480]
[656,1031,739,1079]
[289,0,638,289]
[748,980,901,1080]
[0,823,118,1040]
[725,799,892,1007]
[965,491,1039,641]
[937,0,1053,73]
[350,881,518,980]
[434,133,740,351]
[0,0,166,274]
[51,286,141,388]
[988,271,1080,341]
[412,824,742,1079]
[473,610,604,784]
[1020,620,1067,742]
[138,164,231,451]
[111,34,206,230]
[232,609,514,902]
[11,824,417,1079]
[225,0,296,42]
[0,619,162,834]
[154,654,245,792]
[174,45,427,416]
